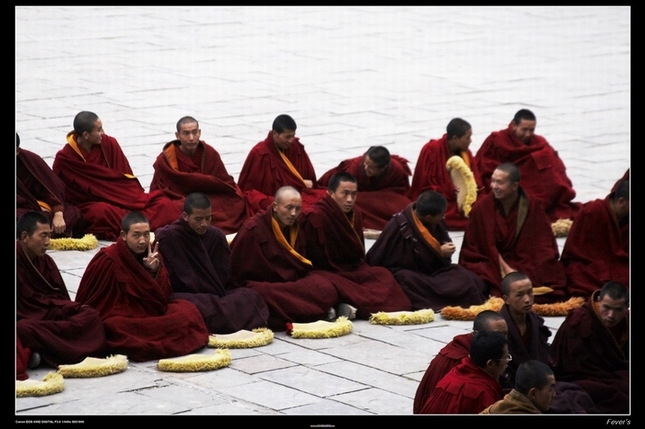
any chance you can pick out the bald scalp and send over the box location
[274,186,301,203]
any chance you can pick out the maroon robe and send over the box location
[317,153,412,230]
[413,333,472,414]
[475,123,581,222]
[52,132,181,240]
[75,239,209,362]
[17,241,107,368]
[16,336,30,381]
[560,196,629,299]
[149,140,248,234]
[229,207,340,331]
[299,194,412,319]
[410,135,484,230]
[154,216,269,334]
[366,203,487,311]
[419,356,504,414]
[17,147,84,238]
[458,187,567,303]
[237,131,327,214]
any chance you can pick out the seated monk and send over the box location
[75,211,209,362]
[409,118,485,230]
[317,145,412,230]
[299,172,412,319]
[154,192,269,334]
[17,211,107,376]
[17,133,84,238]
[149,116,248,234]
[366,190,487,311]
[475,108,581,222]
[237,114,327,214]
[560,177,629,299]
[458,162,567,304]
[230,186,342,331]
[52,111,180,240]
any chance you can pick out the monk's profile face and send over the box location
[21,221,51,260]
[183,207,212,236]
[121,222,151,255]
[597,294,628,328]
[272,193,302,227]
[449,128,473,152]
[503,278,534,315]
[272,129,296,151]
[363,155,386,178]
[491,169,518,202]
[176,121,201,156]
[329,180,358,213]
[530,374,556,412]
[83,119,104,147]
[512,119,536,144]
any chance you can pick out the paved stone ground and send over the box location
[15,5,630,424]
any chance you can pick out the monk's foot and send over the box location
[28,352,41,369]
[336,303,357,320]
[326,307,337,321]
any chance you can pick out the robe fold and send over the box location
[17,242,107,369]
[52,132,180,240]
[299,195,412,319]
[475,123,581,222]
[480,389,542,414]
[154,216,269,334]
[149,140,248,234]
[317,153,412,230]
[409,135,484,230]
[458,188,567,303]
[366,203,487,310]
[75,239,209,362]
[229,207,340,331]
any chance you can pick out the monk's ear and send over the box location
[181,212,188,221]
[119,230,127,241]
[19,231,29,242]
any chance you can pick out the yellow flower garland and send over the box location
[446,155,478,217]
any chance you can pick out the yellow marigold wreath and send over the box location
[58,354,128,378]
[446,155,478,217]
[16,371,65,397]
[440,296,585,320]
[287,317,353,339]
[48,234,98,251]
[369,308,435,325]
[157,349,232,372]
[208,328,274,349]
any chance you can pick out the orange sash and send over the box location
[411,210,442,255]
[278,150,306,186]
[65,132,136,179]
[271,217,312,266]
[460,150,471,168]
[162,144,180,171]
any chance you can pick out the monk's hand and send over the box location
[52,211,66,235]
[303,179,313,188]
[143,242,160,273]
[441,242,456,258]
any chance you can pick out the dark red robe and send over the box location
[17,147,84,238]
[550,291,629,413]
[75,239,209,362]
[17,242,107,368]
[299,195,412,319]
[237,131,327,214]
[52,132,181,240]
[419,356,504,414]
[560,196,629,299]
[475,123,581,222]
[413,333,472,414]
[154,216,269,334]
[410,135,484,230]
[366,203,487,311]
[317,153,412,230]
[149,140,248,234]
[458,187,567,303]
[229,207,341,331]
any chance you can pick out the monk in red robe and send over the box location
[237,114,327,214]
[75,211,208,362]
[560,177,629,299]
[475,109,581,222]
[230,186,341,331]
[550,282,629,414]
[52,111,180,240]
[154,192,269,334]
[17,133,84,238]
[410,118,484,230]
[149,116,248,234]
[17,211,107,375]
[366,191,487,311]
[299,172,412,319]
[317,146,412,230]
[458,162,567,304]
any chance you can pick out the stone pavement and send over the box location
[15,5,629,422]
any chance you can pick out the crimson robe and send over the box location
[299,195,412,319]
[560,196,629,299]
[409,135,484,230]
[149,140,248,234]
[52,132,181,240]
[366,203,487,311]
[229,207,340,331]
[475,123,581,222]
[17,241,107,368]
[458,188,567,303]
[237,131,327,214]
[413,333,472,414]
[17,147,84,238]
[317,153,412,230]
[154,216,269,334]
[550,291,629,413]
[16,336,30,381]
[75,239,209,362]
[419,356,504,414]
